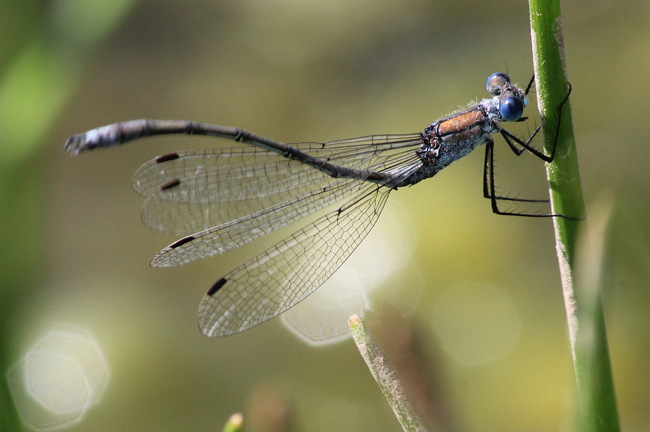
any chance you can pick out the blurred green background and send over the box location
[1,0,649,431]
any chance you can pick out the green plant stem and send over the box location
[528,1,619,431]
[349,315,430,432]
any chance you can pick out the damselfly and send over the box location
[65,73,572,337]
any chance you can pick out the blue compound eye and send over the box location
[500,96,524,122]
[486,72,510,95]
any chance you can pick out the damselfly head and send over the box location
[486,73,527,122]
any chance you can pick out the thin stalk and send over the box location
[222,413,244,432]
[349,315,430,432]
[528,1,619,431]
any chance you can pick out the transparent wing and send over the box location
[136,134,422,237]
[140,161,335,236]
[132,133,423,197]
[196,185,392,337]
[132,146,323,199]
[150,178,363,267]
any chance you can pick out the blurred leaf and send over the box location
[572,200,620,432]
[0,1,138,431]
[0,42,77,162]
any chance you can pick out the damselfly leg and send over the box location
[483,82,574,217]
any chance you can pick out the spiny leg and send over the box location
[499,82,572,162]
[525,74,535,96]
[482,82,579,217]
[483,136,577,218]
[483,141,548,212]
